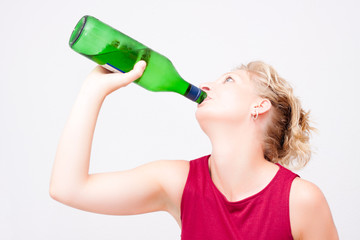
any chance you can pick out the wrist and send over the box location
[80,77,109,96]
[78,83,107,104]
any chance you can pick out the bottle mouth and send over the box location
[69,16,87,47]
[197,91,207,104]
[185,84,207,103]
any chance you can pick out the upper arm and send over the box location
[289,178,339,240]
[51,160,189,216]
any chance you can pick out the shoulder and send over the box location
[290,177,325,206]
[130,159,189,181]
[147,159,190,179]
[133,159,190,201]
[289,178,338,240]
[141,159,190,189]
[149,155,208,181]
[145,159,190,223]
[145,159,189,196]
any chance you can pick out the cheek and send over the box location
[218,92,250,118]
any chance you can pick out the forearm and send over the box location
[50,62,146,204]
[50,87,105,199]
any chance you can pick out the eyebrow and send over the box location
[234,71,252,83]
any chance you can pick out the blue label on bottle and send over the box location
[102,63,125,73]
[185,84,201,102]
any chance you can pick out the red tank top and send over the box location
[180,155,299,240]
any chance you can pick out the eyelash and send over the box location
[224,76,234,83]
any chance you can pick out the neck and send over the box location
[206,121,274,202]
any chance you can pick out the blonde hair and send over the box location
[237,61,315,170]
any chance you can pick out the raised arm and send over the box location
[49,62,188,219]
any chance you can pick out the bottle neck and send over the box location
[185,84,207,103]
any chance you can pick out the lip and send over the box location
[198,96,212,107]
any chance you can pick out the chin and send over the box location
[196,107,245,131]
[195,107,216,123]
[196,108,229,126]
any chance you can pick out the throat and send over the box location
[208,155,279,202]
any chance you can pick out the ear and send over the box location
[257,99,271,115]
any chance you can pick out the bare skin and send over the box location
[50,61,338,239]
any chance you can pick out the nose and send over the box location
[199,82,211,92]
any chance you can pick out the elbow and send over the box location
[49,183,66,203]
[49,175,63,201]
[49,172,88,204]
[49,185,80,207]
[49,184,61,201]
[49,178,87,206]
[49,182,77,204]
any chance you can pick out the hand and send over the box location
[81,60,147,97]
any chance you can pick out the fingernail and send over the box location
[139,60,146,69]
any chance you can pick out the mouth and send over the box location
[198,96,212,107]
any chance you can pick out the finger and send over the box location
[126,60,147,78]
[117,60,147,85]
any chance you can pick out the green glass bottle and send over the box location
[69,15,207,104]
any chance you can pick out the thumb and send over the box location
[120,60,147,85]
[98,60,147,95]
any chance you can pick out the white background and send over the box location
[1,0,359,239]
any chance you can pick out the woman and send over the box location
[50,60,338,239]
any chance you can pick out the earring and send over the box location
[252,106,259,120]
